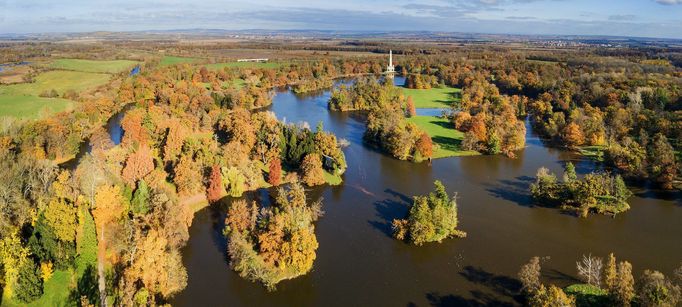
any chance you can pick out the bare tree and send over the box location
[577,254,603,287]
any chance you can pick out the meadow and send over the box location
[205,61,287,70]
[160,56,202,66]
[400,86,461,108]
[48,59,139,73]
[0,70,111,97]
[0,95,73,119]
[407,115,479,158]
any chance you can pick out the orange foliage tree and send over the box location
[268,158,282,186]
[121,146,154,186]
[562,122,585,148]
[415,133,433,160]
[301,154,325,186]
[206,165,224,203]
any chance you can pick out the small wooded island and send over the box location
[223,182,322,290]
[392,181,466,245]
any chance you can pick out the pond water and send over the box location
[172,80,682,306]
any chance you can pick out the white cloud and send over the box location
[656,0,682,4]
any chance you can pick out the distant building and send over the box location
[237,58,269,63]
[386,50,395,75]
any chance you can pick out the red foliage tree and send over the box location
[268,158,282,186]
[207,165,224,203]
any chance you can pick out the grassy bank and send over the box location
[407,115,479,158]
[49,59,139,74]
[400,86,461,108]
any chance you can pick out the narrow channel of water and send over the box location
[172,79,682,306]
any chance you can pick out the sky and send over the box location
[2,0,682,39]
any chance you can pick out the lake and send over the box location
[172,79,682,306]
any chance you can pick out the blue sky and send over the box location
[2,0,682,38]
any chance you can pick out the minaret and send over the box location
[386,49,395,74]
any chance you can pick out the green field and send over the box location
[0,69,111,119]
[0,95,74,119]
[400,86,461,108]
[407,115,479,159]
[160,56,202,66]
[49,59,139,74]
[0,70,111,97]
[205,61,286,70]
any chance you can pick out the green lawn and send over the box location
[0,95,73,119]
[160,56,202,66]
[407,115,479,159]
[1,270,73,307]
[564,284,609,306]
[400,86,461,108]
[49,59,139,74]
[205,61,286,70]
[0,70,111,97]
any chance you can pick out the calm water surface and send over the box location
[172,79,682,306]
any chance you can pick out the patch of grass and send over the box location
[160,56,202,66]
[0,95,73,119]
[579,145,606,161]
[49,59,139,74]
[564,284,609,307]
[0,70,111,97]
[400,86,461,108]
[323,170,343,186]
[2,270,73,307]
[407,115,479,159]
[205,61,286,70]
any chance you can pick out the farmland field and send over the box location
[0,95,73,119]
[160,56,202,66]
[0,70,111,97]
[49,59,139,73]
[205,61,287,70]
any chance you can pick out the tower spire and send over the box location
[386,49,395,74]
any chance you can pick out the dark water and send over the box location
[60,106,127,169]
[173,81,682,306]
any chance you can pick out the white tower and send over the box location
[386,49,395,74]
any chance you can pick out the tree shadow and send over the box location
[432,136,463,153]
[543,268,580,285]
[484,176,535,207]
[459,265,524,303]
[425,291,515,307]
[368,191,411,238]
[429,120,455,129]
[68,264,100,306]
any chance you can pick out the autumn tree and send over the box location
[415,133,433,161]
[637,270,681,307]
[206,165,224,203]
[122,146,155,186]
[406,96,416,117]
[301,153,325,186]
[562,122,585,148]
[613,261,635,306]
[92,185,128,304]
[268,158,282,186]
[519,256,542,294]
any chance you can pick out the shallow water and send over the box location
[173,80,682,306]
